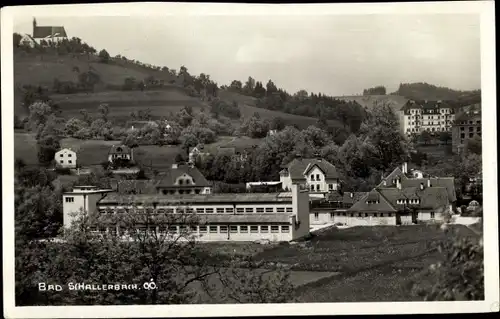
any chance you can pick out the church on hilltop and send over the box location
[19,17,68,47]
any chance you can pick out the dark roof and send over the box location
[377,187,449,210]
[378,167,408,187]
[114,180,160,194]
[109,145,131,155]
[99,192,293,205]
[401,177,456,202]
[342,192,368,204]
[285,158,339,180]
[33,26,67,39]
[156,166,210,188]
[348,189,397,213]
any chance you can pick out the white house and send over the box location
[279,155,340,197]
[156,163,212,195]
[55,148,77,169]
[108,145,132,163]
[62,184,311,242]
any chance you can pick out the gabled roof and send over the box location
[109,145,131,155]
[342,192,368,205]
[156,166,210,188]
[285,158,339,180]
[378,167,408,187]
[376,186,450,210]
[33,26,67,39]
[401,177,456,202]
[348,189,397,212]
[114,179,160,194]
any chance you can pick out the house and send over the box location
[20,18,68,47]
[451,104,482,154]
[398,100,456,137]
[268,129,278,136]
[279,155,340,196]
[108,145,132,163]
[309,191,367,225]
[62,186,113,229]
[62,183,311,242]
[188,144,209,164]
[55,148,77,169]
[156,163,212,195]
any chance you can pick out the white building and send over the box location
[156,163,212,195]
[108,145,132,163]
[280,156,340,197]
[62,184,311,242]
[399,100,456,137]
[62,186,114,229]
[55,148,77,169]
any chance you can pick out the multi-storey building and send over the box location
[156,163,212,195]
[451,104,482,154]
[54,148,77,169]
[399,100,456,136]
[62,184,311,242]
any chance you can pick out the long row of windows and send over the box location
[313,212,394,220]
[90,224,291,234]
[98,206,294,214]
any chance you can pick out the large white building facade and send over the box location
[399,100,456,137]
[62,184,310,242]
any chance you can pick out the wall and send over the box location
[330,211,396,226]
[280,174,292,191]
[418,211,444,222]
[63,192,109,229]
[305,166,327,192]
[291,184,310,240]
[55,150,77,169]
[310,211,334,225]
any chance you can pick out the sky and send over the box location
[14,14,481,96]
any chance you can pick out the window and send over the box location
[245,207,254,213]
[430,212,435,219]
[316,185,320,191]
[330,212,335,219]
[199,226,207,233]
[469,127,473,132]
[216,208,224,214]
[364,213,368,217]
[236,208,244,213]
[342,212,347,216]
[286,207,293,213]
[469,133,474,138]
[220,226,228,233]
[256,207,265,213]
[277,207,285,213]
[265,207,273,213]
[196,208,204,214]
[260,226,269,233]
[178,190,184,195]
[329,184,333,190]
[60,160,64,164]
[281,225,289,233]
[205,208,214,214]
[178,179,183,185]
[68,154,72,157]
[310,175,315,181]
[316,174,320,181]
[166,208,174,214]
[240,226,248,233]
[65,197,74,203]
[185,179,191,185]
[230,226,238,233]
[250,226,258,233]
[310,185,314,191]
[388,213,393,217]
[460,133,465,139]
[209,226,218,233]
[271,226,279,233]
[373,213,378,217]
[186,208,194,214]
[314,212,319,220]
[358,213,362,217]
[195,189,201,194]
[226,208,234,213]
[162,190,168,195]
[169,225,178,233]
[477,127,481,132]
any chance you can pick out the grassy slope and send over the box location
[333,94,409,112]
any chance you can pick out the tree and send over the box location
[439,131,452,145]
[13,32,23,48]
[243,76,256,94]
[98,49,110,63]
[302,126,332,150]
[465,135,482,155]
[28,102,53,132]
[270,117,285,131]
[240,115,269,138]
[229,80,243,92]
[412,227,483,301]
[98,103,110,122]
[37,134,60,166]
[64,118,87,136]
[419,131,432,145]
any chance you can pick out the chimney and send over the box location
[404,162,408,174]
[420,183,424,190]
[350,192,353,198]
[383,180,387,186]
[396,178,401,190]
[427,179,431,187]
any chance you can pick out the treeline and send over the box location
[224,77,367,133]
[363,85,386,96]
[391,82,480,101]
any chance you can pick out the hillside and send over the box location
[333,95,408,112]
[390,82,480,101]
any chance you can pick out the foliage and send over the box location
[392,82,480,101]
[418,131,432,145]
[363,86,386,96]
[37,134,61,166]
[98,49,111,63]
[464,135,482,155]
[240,114,270,138]
[209,100,241,119]
[438,131,452,145]
[181,125,216,145]
[412,227,483,301]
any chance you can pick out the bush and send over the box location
[55,167,72,175]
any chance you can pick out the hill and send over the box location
[390,82,480,101]
[332,95,408,112]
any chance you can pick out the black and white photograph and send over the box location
[2,1,498,318]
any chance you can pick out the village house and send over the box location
[20,18,68,47]
[62,183,311,242]
[309,191,367,225]
[188,144,209,164]
[108,145,133,163]
[54,148,77,169]
[156,163,212,195]
[451,104,482,154]
[279,154,340,197]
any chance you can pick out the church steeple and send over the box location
[32,17,37,34]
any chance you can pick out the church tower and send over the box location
[32,17,37,35]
